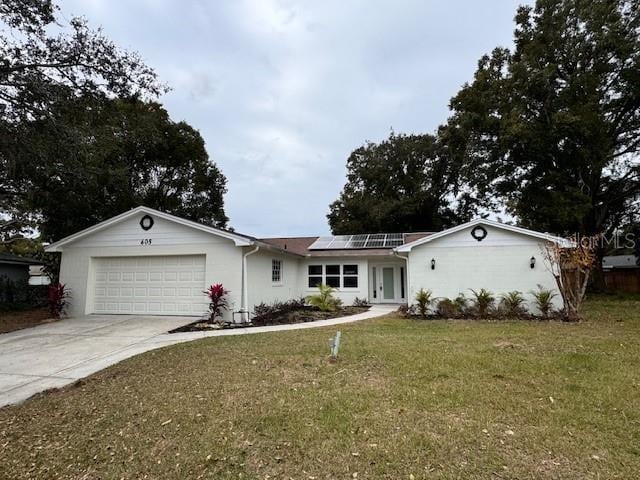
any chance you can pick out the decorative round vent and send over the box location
[470,225,487,242]
[140,215,154,231]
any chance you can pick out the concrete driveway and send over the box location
[0,305,397,408]
[0,315,194,408]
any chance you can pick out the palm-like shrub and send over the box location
[414,288,434,318]
[469,288,495,317]
[306,284,342,312]
[531,285,557,318]
[499,291,527,318]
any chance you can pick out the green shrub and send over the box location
[469,288,495,317]
[352,297,370,307]
[499,291,527,317]
[252,297,306,321]
[530,285,557,318]
[0,276,48,312]
[400,303,423,317]
[414,288,434,318]
[454,293,468,314]
[306,284,342,312]
[436,298,459,318]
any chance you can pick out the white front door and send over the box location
[371,264,405,303]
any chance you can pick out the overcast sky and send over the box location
[58,0,530,237]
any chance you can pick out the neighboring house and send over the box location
[602,255,640,293]
[0,253,43,283]
[602,255,639,270]
[45,206,563,320]
[27,265,52,286]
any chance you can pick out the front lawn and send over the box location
[1,295,639,479]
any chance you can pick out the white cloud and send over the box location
[57,0,531,236]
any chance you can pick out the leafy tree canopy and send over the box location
[0,0,164,121]
[1,1,227,243]
[447,0,640,236]
[328,132,476,234]
[16,97,228,241]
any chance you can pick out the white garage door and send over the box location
[92,255,207,315]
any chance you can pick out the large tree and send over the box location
[328,132,476,234]
[17,97,228,241]
[0,0,163,121]
[447,0,640,236]
[0,0,166,241]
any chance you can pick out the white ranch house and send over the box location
[46,206,563,320]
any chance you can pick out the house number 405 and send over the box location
[140,238,152,245]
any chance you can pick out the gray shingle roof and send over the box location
[0,252,42,265]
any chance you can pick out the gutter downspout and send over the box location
[393,250,410,303]
[242,245,260,322]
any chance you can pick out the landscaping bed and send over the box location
[252,305,369,326]
[169,305,370,333]
[0,308,54,334]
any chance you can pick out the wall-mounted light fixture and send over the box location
[530,256,536,269]
[431,258,436,270]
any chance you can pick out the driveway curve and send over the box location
[0,305,396,407]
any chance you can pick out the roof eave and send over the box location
[0,260,42,266]
[394,218,565,252]
[253,241,304,258]
[44,206,254,252]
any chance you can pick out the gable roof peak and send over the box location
[395,217,564,252]
[45,206,254,252]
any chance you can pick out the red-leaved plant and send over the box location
[48,283,71,319]
[204,283,229,323]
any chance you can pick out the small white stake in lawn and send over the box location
[329,331,341,359]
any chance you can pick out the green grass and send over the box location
[2,294,640,479]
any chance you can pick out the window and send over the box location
[400,266,405,298]
[343,264,358,288]
[307,263,360,289]
[308,265,322,288]
[272,259,282,283]
[325,264,340,288]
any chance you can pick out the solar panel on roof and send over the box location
[346,234,368,248]
[384,233,405,247]
[310,236,333,249]
[328,235,351,249]
[308,233,407,250]
[365,234,386,248]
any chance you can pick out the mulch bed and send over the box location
[169,306,370,333]
[0,308,55,334]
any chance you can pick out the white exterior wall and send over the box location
[245,249,301,311]
[299,257,371,305]
[406,225,562,314]
[55,211,564,320]
[58,215,243,320]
